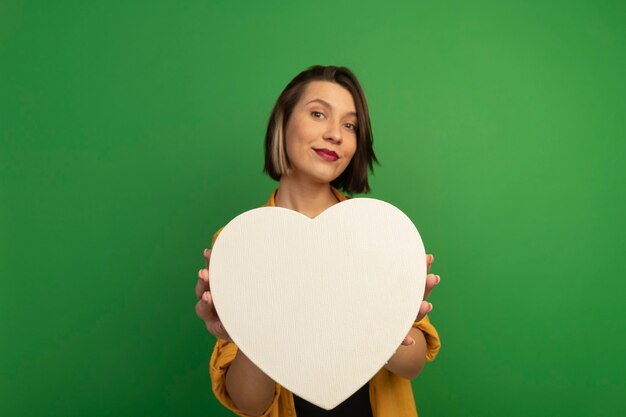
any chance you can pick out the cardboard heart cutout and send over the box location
[209,197,426,409]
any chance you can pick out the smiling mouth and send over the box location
[313,148,339,162]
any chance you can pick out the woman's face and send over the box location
[283,80,358,185]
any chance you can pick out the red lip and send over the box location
[313,148,339,161]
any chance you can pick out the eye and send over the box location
[345,123,357,131]
[311,111,324,119]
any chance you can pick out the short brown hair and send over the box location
[263,65,380,195]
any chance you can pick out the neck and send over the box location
[275,175,339,219]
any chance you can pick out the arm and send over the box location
[383,314,442,380]
[209,337,282,417]
[383,327,427,379]
[224,349,277,416]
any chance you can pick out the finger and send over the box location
[401,335,415,346]
[204,248,212,269]
[195,293,234,343]
[207,311,234,343]
[426,253,434,273]
[415,300,433,323]
[196,268,210,299]
[422,273,439,301]
[195,291,218,322]
[215,320,234,343]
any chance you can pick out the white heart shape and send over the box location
[209,198,426,410]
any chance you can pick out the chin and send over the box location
[305,172,336,184]
[294,161,344,184]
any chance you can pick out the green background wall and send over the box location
[1,1,624,416]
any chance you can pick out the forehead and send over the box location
[300,81,356,113]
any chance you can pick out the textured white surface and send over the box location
[209,198,426,410]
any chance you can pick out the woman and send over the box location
[195,65,441,417]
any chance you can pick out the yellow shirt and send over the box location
[209,186,441,417]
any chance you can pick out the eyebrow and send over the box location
[305,98,357,118]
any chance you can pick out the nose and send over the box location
[323,123,342,144]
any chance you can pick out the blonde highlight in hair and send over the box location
[271,111,292,176]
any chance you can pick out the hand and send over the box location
[400,253,440,346]
[195,248,234,343]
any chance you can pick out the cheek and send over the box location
[286,119,311,148]
[284,131,309,164]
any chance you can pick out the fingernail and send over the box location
[436,275,440,285]
[204,248,209,257]
[429,302,434,312]
[410,339,416,345]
